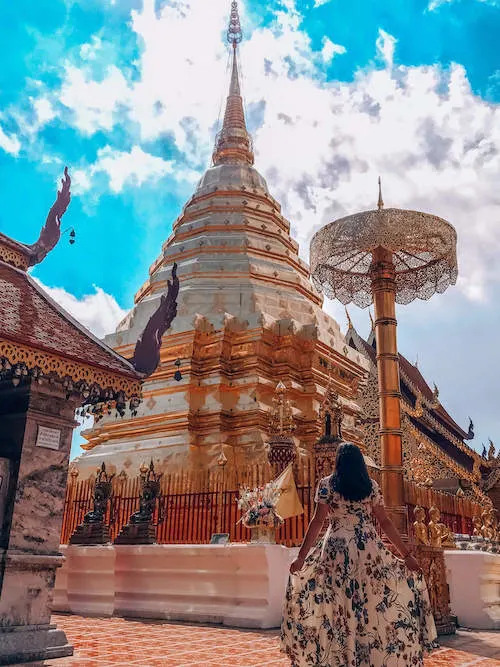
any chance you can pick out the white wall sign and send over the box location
[36,426,61,451]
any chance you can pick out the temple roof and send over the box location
[0,256,142,395]
[398,352,468,440]
[346,325,481,471]
[355,334,468,440]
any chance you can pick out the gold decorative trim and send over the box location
[400,366,483,465]
[0,339,141,397]
[408,424,474,482]
[0,244,29,270]
[408,424,491,505]
[402,394,423,418]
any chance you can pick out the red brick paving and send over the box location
[25,615,500,666]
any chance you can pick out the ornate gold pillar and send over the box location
[370,246,406,537]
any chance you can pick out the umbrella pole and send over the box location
[370,246,407,538]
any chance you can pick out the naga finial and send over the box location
[488,438,496,461]
[466,416,474,440]
[28,167,71,266]
[131,264,179,376]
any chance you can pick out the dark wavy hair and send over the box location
[331,442,373,502]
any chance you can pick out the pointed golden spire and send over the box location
[345,306,353,330]
[377,176,384,210]
[212,1,254,166]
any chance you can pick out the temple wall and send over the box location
[445,550,500,629]
[52,544,298,629]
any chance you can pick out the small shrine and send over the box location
[266,381,297,475]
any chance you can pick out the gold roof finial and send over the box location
[212,1,253,166]
[377,176,384,211]
[227,1,243,47]
[345,307,353,330]
[369,309,375,331]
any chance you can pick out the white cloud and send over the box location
[321,37,346,63]
[25,0,500,302]
[314,0,332,6]
[428,0,498,9]
[35,279,127,338]
[33,97,55,125]
[80,36,103,61]
[73,145,198,194]
[376,29,397,67]
[59,64,130,135]
[0,125,21,155]
[91,145,173,193]
[427,0,453,9]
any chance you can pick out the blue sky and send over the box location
[1,0,500,458]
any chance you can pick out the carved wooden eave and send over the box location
[482,465,500,492]
[0,339,142,399]
[0,233,31,271]
[408,424,475,482]
[348,324,483,472]
[0,258,143,407]
[401,373,481,465]
[408,424,491,505]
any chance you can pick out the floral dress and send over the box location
[281,477,437,666]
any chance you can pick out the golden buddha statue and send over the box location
[472,515,482,537]
[428,507,442,548]
[428,506,455,548]
[481,510,495,541]
[413,506,429,546]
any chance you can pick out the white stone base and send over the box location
[53,544,115,617]
[53,544,298,629]
[445,550,500,630]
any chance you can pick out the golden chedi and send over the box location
[73,1,368,480]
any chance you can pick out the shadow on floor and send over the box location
[440,629,500,659]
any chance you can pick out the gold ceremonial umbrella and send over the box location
[310,181,457,535]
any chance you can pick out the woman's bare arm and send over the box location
[290,502,329,573]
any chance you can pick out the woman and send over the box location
[281,443,437,666]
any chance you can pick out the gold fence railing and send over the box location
[60,463,482,547]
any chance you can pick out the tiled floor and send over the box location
[20,614,500,667]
